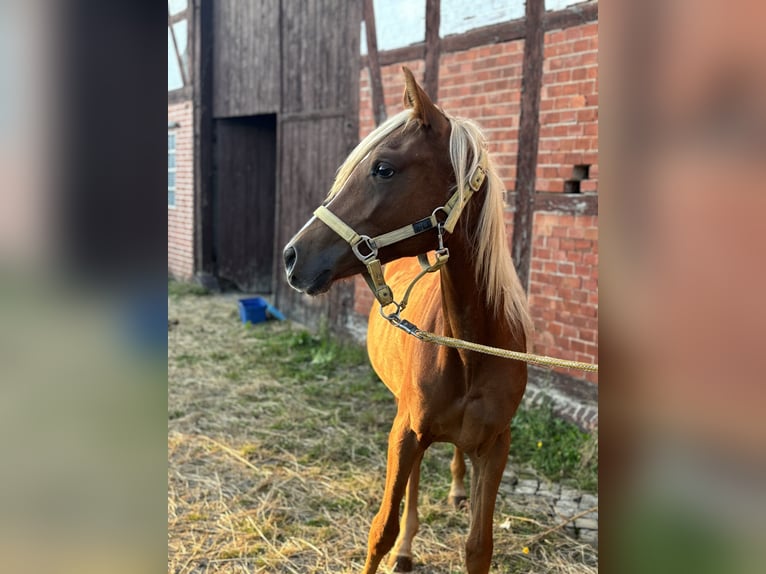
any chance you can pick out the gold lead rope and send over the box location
[412,330,599,373]
[383,305,599,373]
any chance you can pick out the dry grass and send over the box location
[168,291,597,573]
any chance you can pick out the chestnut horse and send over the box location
[284,67,532,573]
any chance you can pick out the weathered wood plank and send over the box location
[212,0,280,117]
[280,0,359,114]
[275,0,361,331]
[215,116,277,292]
[511,0,545,291]
[275,117,350,326]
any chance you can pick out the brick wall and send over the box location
[537,22,598,193]
[530,22,599,383]
[529,214,598,384]
[168,100,195,279]
[355,20,598,383]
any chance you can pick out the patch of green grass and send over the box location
[240,320,597,491]
[175,353,202,366]
[244,322,369,382]
[511,402,598,492]
[168,278,210,298]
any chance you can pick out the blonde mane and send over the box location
[328,109,533,346]
[449,116,533,346]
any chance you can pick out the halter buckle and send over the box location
[468,163,487,192]
[432,248,450,269]
[352,235,378,262]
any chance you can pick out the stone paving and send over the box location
[500,468,599,546]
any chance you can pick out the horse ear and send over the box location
[401,66,448,132]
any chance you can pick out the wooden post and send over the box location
[363,0,386,126]
[423,0,441,102]
[193,0,216,279]
[511,0,545,291]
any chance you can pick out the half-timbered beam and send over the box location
[506,192,599,216]
[360,1,597,69]
[168,6,188,86]
[423,0,441,102]
[511,0,545,291]
[168,10,187,26]
[363,0,386,126]
[193,0,215,277]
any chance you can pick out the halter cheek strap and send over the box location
[313,149,488,308]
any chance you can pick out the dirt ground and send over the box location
[168,292,598,573]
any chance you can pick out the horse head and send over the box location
[284,67,456,296]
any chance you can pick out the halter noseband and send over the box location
[313,149,489,309]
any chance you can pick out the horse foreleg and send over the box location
[449,446,468,508]
[464,428,510,574]
[362,413,422,574]
[389,449,424,572]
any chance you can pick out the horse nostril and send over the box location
[283,245,297,275]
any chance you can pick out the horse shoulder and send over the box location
[366,258,442,398]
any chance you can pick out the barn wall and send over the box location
[168,100,195,279]
[354,18,599,384]
[211,0,281,117]
[273,0,362,332]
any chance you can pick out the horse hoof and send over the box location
[393,556,413,572]
[449,495,468,509]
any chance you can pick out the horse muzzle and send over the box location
[283,242,345,296]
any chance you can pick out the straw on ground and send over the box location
[168,288,597,573]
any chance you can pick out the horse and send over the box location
[283,66,533,574]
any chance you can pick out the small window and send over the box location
[168,131,176,207]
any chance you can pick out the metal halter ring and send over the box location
[431,206,449,224]
[352,235,378,262]
[379,301,402,322]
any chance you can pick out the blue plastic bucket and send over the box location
[238,297,269,325]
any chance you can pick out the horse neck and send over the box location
[438,211,516,351]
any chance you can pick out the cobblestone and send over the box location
[536,482,561,498]
[579,528,598,545]
[501,473,599,546]
[579,493,598,509]
[560,487,582,503]
[515,479,539,495]
[554,499,579,518]
[574,518,598,530]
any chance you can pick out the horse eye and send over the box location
[374,163,395,179]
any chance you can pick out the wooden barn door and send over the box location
[274,0,361,330]
[205,0,283,292]
[214,115,277,292]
